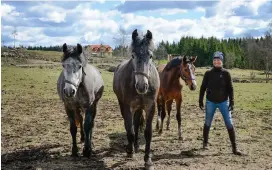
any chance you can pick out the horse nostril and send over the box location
[191,84,196,90]
[135,83,139,90]
[144,83,148,90]
[71,89,75,95]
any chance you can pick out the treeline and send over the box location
[112,45,129,57]
[27,46,62,51]
[155,35,272,70]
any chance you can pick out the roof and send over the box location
[87,44,113,52]
[88,44,112,48]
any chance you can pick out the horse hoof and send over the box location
[127,153,134,158]
[134,145,139,153]
[158,129,163,135]
[166,127,170,130]
[80,137,85,143]
[72,146,78,157]
[144,162,154,170]
[179,136,183,141]
[83,147,91,157]
[156,124,159,131]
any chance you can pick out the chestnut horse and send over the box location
[156,55,197,140]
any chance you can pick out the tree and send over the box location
[262,21,272,82]
[154,42,168,60]
[113,27,129,57]
[11,26,18,48]
[224,52,235,69]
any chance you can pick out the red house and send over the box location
[86,44,113,57]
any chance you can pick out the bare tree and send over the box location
[225,52,235,69]
[113,27,129,58]
[263,21,272,82]
[11,26,18,48]
[154,42,168,60]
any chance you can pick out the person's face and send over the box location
[213,58,222,68]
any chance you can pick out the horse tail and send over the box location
[74,111,82,128]
[75,119,80,128]
[139,112,145,132]
[134,110,145,132]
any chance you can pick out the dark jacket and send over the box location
[199,67,234,104]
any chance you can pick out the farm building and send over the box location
[85,44,113,57]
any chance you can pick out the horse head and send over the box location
[129,29,155,94]
[61,43,87,98]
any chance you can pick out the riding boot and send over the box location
[227,127,242,155]
[203,124,210,149]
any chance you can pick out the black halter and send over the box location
[134,71,150,79]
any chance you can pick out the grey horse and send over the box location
[57,43,104,157]
[113,29,160,170]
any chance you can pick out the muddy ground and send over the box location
[1,65,272,170]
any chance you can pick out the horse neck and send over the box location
[163,66,181,88]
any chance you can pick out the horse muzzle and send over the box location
[135,82,149,94]
[63,87,76,98]
[190,82,197,91]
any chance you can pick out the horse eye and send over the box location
[132,55,134,59]
[150,55,153,59]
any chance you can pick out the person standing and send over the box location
[199,51,242,155]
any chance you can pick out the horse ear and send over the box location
[132,29,138,41]
[146,30,152,40]
[77,43,82,54]
[190,56,197,63]
[63,43,67,53]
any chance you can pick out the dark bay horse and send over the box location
[57,43,104,157]
[156,56,197,140]
[113,29,160,170]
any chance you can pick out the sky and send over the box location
[1,0,272,48]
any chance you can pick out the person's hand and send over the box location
[199,101,204,110]
[228,102,234,111]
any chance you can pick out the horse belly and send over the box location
[160,87,181,101]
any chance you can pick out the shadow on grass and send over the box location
[1,144,109,170]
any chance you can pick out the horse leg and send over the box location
[134,109,143,153]
[159,99,166,135]
[156,96,161,131]
[144,101,155,170]
[83,103,96,157]
[65,106,78,157]
[118,99,125,119]
[139,111,145,133]
[123,104,135,157]
[176,95,183,140]
[166,99,173,130]
[76,109,84,143]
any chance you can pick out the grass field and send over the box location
[1,56,272,170]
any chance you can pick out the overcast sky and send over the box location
[1,0,272,48]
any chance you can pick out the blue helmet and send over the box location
[213,51,224,61]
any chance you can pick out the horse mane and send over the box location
[61,47,88,67]
[164,56,183,71]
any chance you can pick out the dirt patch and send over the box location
[2,97,272,169]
